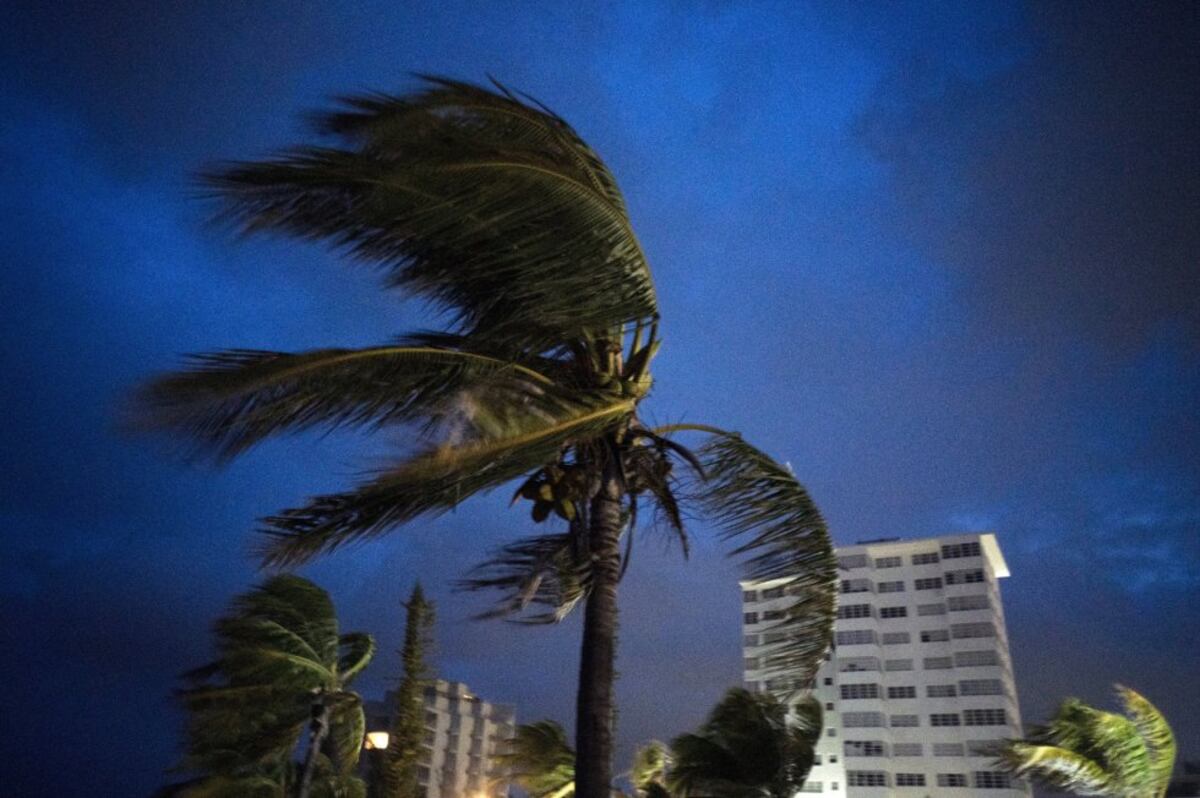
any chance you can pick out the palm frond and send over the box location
[336,633,376,684]
[205,77,657,354]
[132,345,554,458]
[327,695,366,775]
[259,396,634,566]
[1117,685,1177,792]
[673,430,836,691]
[494,721,576,798]
[457,531,591,623]
[995,743,1111,795]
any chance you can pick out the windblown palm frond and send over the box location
[669,689,821,798]
[132,345,554,458]
[659,429,836,692]
[458,532,591,623]
[996,685,1176,797]
[495,721,577,798]
[205,77,656,354]
[260,394,634,566]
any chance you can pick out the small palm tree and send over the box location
[495,721,578,798]
[170,575,376,798]
[996,685,1176,798]
[668,689,822,798]
[135,77,837,798]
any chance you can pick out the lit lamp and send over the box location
[365,731,390,750]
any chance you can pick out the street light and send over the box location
[365,731,390,750]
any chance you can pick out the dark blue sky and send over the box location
[1,2,1196,795]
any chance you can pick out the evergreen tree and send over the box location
[380,585,435,798]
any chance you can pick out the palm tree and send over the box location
[135,76,837,798]
[495,721,578,798]
[668,688,821,798]
[996,685,1176,798]
[169,575,376,798]
[494,720,667,798]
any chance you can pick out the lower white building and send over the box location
[742,533,1028,796]
[365,678,516,798]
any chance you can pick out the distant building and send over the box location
[742,532,1029,796]
[365,678,516,798]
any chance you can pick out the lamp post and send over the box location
[364,730,390,795]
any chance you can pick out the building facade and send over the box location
[742,533,1028,796]
[365,678,516,798]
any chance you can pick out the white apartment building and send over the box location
[742,533,1028,796]
[365,678,516,798]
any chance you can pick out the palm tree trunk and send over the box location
[298,698,330,798]
[574,454,623,798]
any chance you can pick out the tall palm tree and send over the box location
[668,688,821,798]
[996,685,1176,798]
[135,76,837,798]
[170,575,376,798]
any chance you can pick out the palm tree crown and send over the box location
[668,688,822,798]
[996,685,1176,798]
[135,77,837,798]
[170,575,375,797]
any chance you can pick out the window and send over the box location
[836,629,877,646]
[744,657,760,670]
[892,743,922,756]
[744,634,760,646]
[952,622,996,639]
[942,541,982,559]
[840,656,880,672]
[874,556,902,568]
[934,743,965,756]
[884,659,914,671]
[921,629,950,642]
[881,631,911,644]
[912,551,940,565]
[948,594,990,611]
[825,702,834,710]
[923,656,954,669]
[842,712,885,728]
[945,568,985,585]
[927,684,957,697]
[887,685,916,699]
[938,774,968,787]
[879,606,908,619]
[895,774,926,787]
[841,578,871,594]
[877,580,905,593]
[960,679,1005,696]
[955,649,1000,667]
[824,677,834,686]
[918,602,947,616]
[890,714,919,727]
[827,728,837,737]
[839,554,868,569]
[763,631,787,644]
[840,683,880,700]
[846,771,887,788]
[762,586,785,599]
[964,708,1008,726]
[743,612,759,624]
[844,740,885,757]
[763,610,787,621]
[973,771,1012,789]
[930,713,961,727]
[764,677,793,690]
[799,782,823,793]
[837,603,873,619]
[742,590,758,602]
[914,577,943,590]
